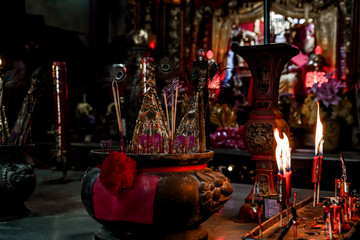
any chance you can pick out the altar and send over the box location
[0,168,349,240]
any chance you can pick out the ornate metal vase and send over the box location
[231,43,299,221]
[81,150,233,240]
[0,145,37,220]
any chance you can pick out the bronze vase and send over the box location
[231,43,299,221]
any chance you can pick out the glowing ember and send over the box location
[315,101,324,156]
[274,128,291,173]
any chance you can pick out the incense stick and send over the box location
[313,183,316,207]
[280,205,283,228]
[112,80,125,151]
[115,83,122,126]
[163,91,171,137]
[171,93,175,141]
[174,84,179,139]
[112,81,122,133]
[293,192,298,238]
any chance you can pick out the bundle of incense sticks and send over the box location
[112,80,124,151]
[163,84,179,154]
[129,54,212,155]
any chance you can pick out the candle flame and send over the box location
[315,101,323,156]
[274,128,291,173]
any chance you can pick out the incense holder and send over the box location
[81,150,233,240]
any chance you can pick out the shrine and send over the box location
[0,0,360,239]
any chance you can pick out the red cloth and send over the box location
[290,45,309,68]
[93,174,159,224]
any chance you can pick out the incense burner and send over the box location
[0,145,36,220]
[81,150,233,240]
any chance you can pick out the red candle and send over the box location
[277,171,292,204]
[274,129,292,203]
[285,170,292,200]
[313,101,324,206]
[277,173,286,204]
[312,155,323,183]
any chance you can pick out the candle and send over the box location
[312,101,324,206]
[274,129,292,199]
[274,128,292,227]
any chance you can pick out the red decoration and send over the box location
[99,151,137,195]
[315,45,323,55]
[206,50,214,59]
[149,40,156,49]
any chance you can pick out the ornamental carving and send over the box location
[258,174,269,196]
[197,169,233,214]
[246,122,274,152]
[0,163,36,200]
[254,56,271,95]
[255,101,270,109]
[257,161,271,169]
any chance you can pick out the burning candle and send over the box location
[312,101,324,206]
[274,128,292,227]
[274,128,292,202]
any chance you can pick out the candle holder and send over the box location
[232,43,299,222]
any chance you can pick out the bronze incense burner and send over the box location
[81,150,233,240]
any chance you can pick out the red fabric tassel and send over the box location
[99,151,137,195]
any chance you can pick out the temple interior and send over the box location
[0,0,360,239]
